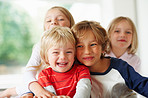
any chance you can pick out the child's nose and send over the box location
[120,32,126,37]
[59,52,66,60]
[51,20,57,25]
[84,47,91,54]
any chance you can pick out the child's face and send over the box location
[76,30,102,67]
[110,20,133,50]
[47,41,75,72]
[44,8,70,31]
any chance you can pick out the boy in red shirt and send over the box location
[38,26,91,98]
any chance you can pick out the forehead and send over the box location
[46,8,66,18]
[116,20,132,28]
[50,41,74,50]
[78,30,96,42]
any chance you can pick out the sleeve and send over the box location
[73,65,91,98]
[73,79,91,98]
[38,69,51,87]
[25,42,41,71]
[24,42,41,83]
[15,42,42,95]
[113,59,148,97]
[134,56,141,73]
[15,71,37,96]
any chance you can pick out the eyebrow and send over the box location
[46,15,64,19]
[115,27,132,30]
[78,40,97,43]
[53,48,75,50]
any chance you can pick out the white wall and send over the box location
[136,0,148,76]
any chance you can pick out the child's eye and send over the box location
[53,52,58,54]
[58,18,64,21]
[66,51,72,54]
[91,44,97,46]
[126,31,132,34]
[115,30,120,33]
[46,20,51,22]
[76,45,83,48]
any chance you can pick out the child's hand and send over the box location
[20,93,33,98]
[29,81,55,98]
[34,90,55,98]
[0,87,17,98]
[52,95,70,98]
[0,90,11,98]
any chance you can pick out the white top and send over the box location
[105,51,141,72]
[90,57,145,98]
[91,69,125,98]
[16,42,44,96]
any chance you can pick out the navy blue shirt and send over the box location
[90,57,148,97]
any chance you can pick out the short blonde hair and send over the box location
[107,16,138,54]
[71,20,109,58]
[41,26,76,65]
[44,6,75,30]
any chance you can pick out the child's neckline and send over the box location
[90,57,112,75]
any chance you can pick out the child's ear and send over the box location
[108,35,110,38]
[101,51,106,58]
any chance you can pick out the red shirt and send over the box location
[38,64,91,97]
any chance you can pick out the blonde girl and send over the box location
[0,6,75,98]
[106,16,141,72]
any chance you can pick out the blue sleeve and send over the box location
[111,58,148,97]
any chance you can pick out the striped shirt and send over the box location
[38,64,91,97]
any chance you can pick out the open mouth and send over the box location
[57,62,68,67]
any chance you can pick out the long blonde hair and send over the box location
[107,16,138,54]
[28,6,75,71]
[44,6,75,30]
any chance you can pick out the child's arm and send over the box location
[29,82,70,98]
[0,43,41,97]
[74,79,91,98]
[20,93,33,98]
[18,43,42,96]
[34,69,56,97]
[113,58,148,97]
[29,81,55,97]
[0,87,17,98]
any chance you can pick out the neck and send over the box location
[88,58,110,73]
[111,47,127,58]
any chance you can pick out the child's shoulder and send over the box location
[73,64,89,72]
[109,57,132,70]
[41,67,52,73]
[128,53,140,60]
[110,57,126,63]
[106,57,128,69]
[75,64,88,68]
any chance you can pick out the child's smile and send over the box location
[76,30,102,67]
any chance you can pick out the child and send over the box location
[71,20,148,97]
[0,6,75,98]
[38,26,91,98]
[105,16,141,72]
